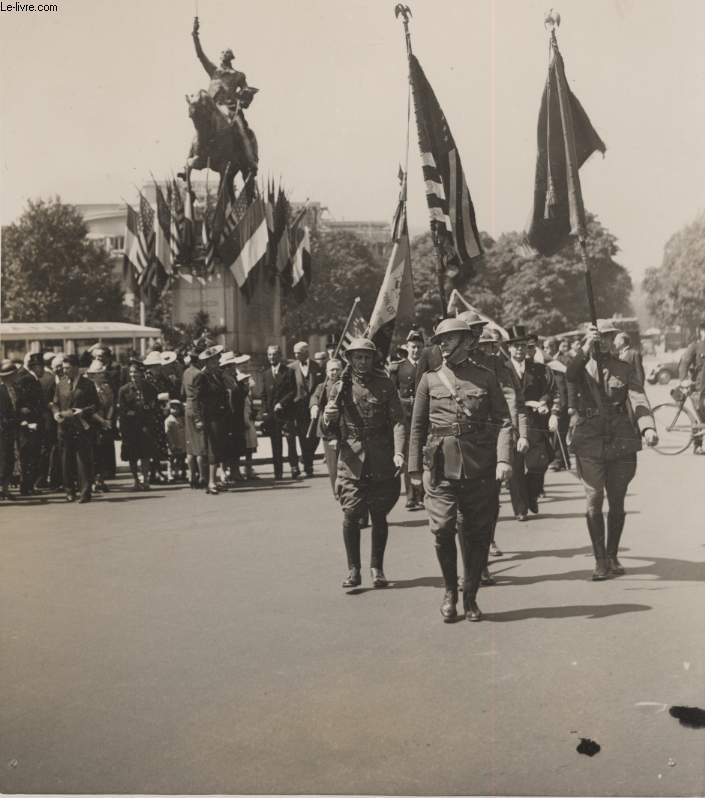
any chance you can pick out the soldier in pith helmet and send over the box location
[322,338,406,589]
[408,318,513,623]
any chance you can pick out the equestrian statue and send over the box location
[183,16,259,201]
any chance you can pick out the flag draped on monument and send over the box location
[367,186,414,358]
[154,182,173,279]
[408,53,482,285]
[524,36,606,257]
[221,196,269,292]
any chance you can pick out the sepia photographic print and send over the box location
[1,0,704,795]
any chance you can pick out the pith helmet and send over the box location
[431,318,474,344]
[345,337,377,354]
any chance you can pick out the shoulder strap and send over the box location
[434,365,473,418]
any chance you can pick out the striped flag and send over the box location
[221,197,270,291]
[222,189,250,240]
[170,179,184,265]
[201,210,215,282]
[154,182,172,275]
[409,53,482,285]
[122,203,143,307]
[136,193,156,298]
[290,224,311,303]
[367,187,415,358]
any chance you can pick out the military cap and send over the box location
[345,337,376,354]
[406,326,424,343]
[430,318,474,344]
[456,310,487,327]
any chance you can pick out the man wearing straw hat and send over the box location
[408,318,513,623]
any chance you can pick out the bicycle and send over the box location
[651,384,705,455]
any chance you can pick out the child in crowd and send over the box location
[164,399,187,482]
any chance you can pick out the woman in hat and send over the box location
[193,345,228,494]
[0,360,19,501]
[117,360,161,490]
[566,322,658,579]
[219,351,246,483]
[86,360,115,492]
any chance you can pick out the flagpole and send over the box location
[333,296,362,359]
[546,9,604,391]
[396,3,448,317]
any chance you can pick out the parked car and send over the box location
[646,350,684,385]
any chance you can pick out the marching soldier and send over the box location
[408,319,513,623]
[322,338,406,589]
[566,322,658,579]
[505,325,560,520]
[391,327,425,510]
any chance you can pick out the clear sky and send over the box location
[1,0,704,282]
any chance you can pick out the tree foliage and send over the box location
[1,197,125,322]
[282,229,384,339]
[411,214,632,335]
[642,212,705,332]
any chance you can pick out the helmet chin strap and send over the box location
[443,337,468,365]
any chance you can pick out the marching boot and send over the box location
[586,512,609,580]
[342,517,362,588]
[606,511,626,575]
[370,514,389,587]
[435,536,458,622]
[526,473,541,514]
[463,537,490,620]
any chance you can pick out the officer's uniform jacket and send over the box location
[409,360,513,480]
[678,340,705,392]
[323,371,406,481]
[471,350,528,439]
[391,358,420,424]
[566,350,654,460]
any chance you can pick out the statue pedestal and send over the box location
[170,265,282,355]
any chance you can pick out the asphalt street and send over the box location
[1,384,704,795]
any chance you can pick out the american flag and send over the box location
[409,53,482,285]
[154,182,172,276]
[201,210,216,279]
[223,189,250,239]
[136,193,155,289]
[170,179,184,264]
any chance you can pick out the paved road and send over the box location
[2,385,704,795]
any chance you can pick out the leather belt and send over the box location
[430,422,476,436]
[579,405,627,419]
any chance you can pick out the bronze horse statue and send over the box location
[182,89,258,201]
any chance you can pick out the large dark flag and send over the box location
[367,184,415,358]
[409,53,482,285]
[525,39,606,256]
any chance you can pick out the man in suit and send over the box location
[50,353,99,503]
[15,352,48,495]
[289,341,322,477]
[261,344,298,479]
[505,326,560,520]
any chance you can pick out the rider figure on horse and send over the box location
[192,16,258,167]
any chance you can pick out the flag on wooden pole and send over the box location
[524,29,606,257]
[367,182,415,358]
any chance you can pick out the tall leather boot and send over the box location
[586,512,609,580]
[342,517,361,587]
[526,472,541,514]
[606,512,626,575]
[462,535,490,620]
[435,535,458,622]
[370,513,389,587]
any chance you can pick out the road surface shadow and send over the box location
[483,602,651,622]
[390,576,445,589]
[390,519,428,528]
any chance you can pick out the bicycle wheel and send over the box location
[651,403,696,455]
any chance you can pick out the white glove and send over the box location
[548,414,559,433]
